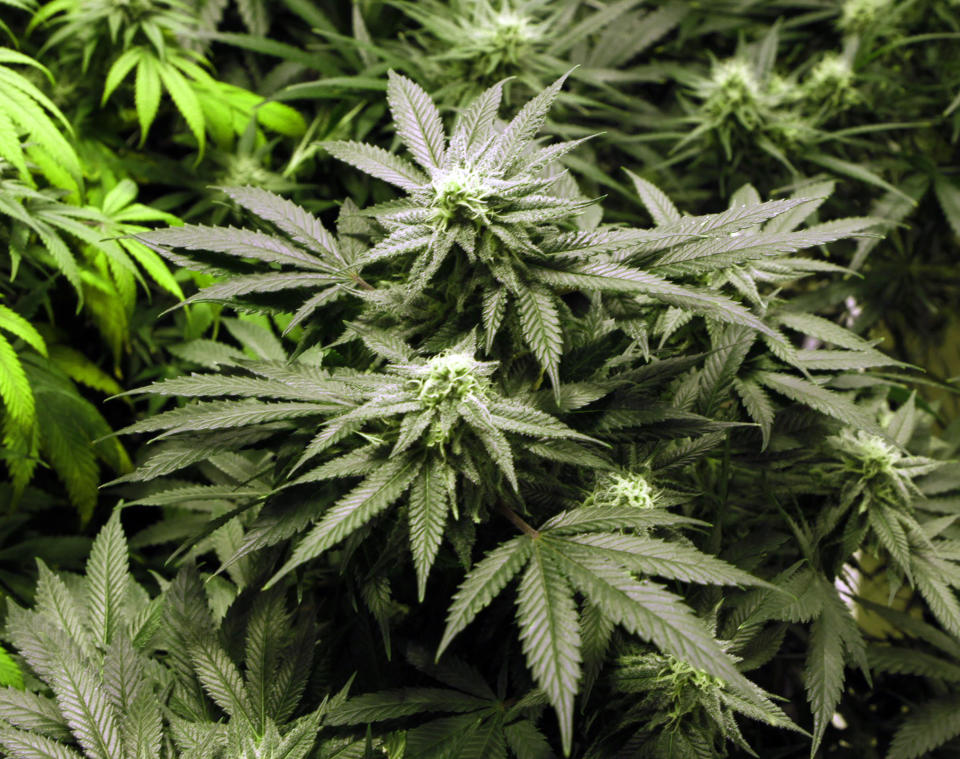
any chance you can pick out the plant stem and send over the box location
[353,274,375,291]
[498,503,539,538]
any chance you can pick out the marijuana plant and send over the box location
[118,70,931,757]
[0,511,169,758]
[5,0,959,754]
[643,3,960,379]
[0,162,205,511]
[30,0,306,154]
[0,512,359,759]
[585,642,766,758]
[381,0,685,108]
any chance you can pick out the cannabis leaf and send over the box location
[0,47,82,191]
[438,504,792,755]
[138,187,368,333]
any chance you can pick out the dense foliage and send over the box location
[0,1,959,758]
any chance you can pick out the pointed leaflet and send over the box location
[85,510,129,648]
[409,457,450,602]
[867,640,960,679]
[223,318,285,361]
[45,633,124,759]
[346,320,414,362]
[0,331,34,429]
[325,689,488,724]
[161,570,216,725]
[402,645,496,700]
[515,543,581,757]
[403,714,483,758]
[284,286,344,335]
[438,537,532,656]
[517,286,563,390]
[754,371,882,435]
[801,151,914,203]
[563,533,771,588]
[0,725,85,759]
[267,618,317,725]
[625,170,680,226]
[699,327,755,416]
[363,226,433,264]
[291,400,419,471]
[130,596,164,652]
[504,719,553,759]
[734,378,775,450]
[102,48,142,105]
[267,454,422,586]
[534,262,776,338]
[773,311,877,352]
[121,400,330,437]
[324,140,428,191]
[181,273,337,306]
[387,71,446,172]
[138,224,329,271]
[188,633,256,729]
[887,694,960,759]
[764,181,834,234]
[868,506,911,581]
[541,506,703,535]
[392,413,434,457]
[155,57,205,156]
[934,176,960,239]
[540,228,642,259]
[0,109,30,181]
[34,563,94,661]
[0,52,80,180]
[460,399,518,491]
[803,614,843,756]
[482,72,570,173]
[0,332,36,493]
[482,287,507,354]
[485,400,596,442]
[547,0,643,56]
[273,710,322,759]
[803,577,865,757]
[134,52,160,144]
[0,687,70,740]
[0,304,47,356]
[102,634,144,716]
[451,80,504,155]
[458,713,507,759]
[912,554,960,637]
[244,590,288,734]
[221,185,342,263]
[887,391,917,448]
[579,602,614,701]
[517,135,595,173]
[652,217,881,268]
[32,225,82,299]
[620,198,810,257]
[291,416,365,473]
[4,608,53,685]
[120,691,163,759]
